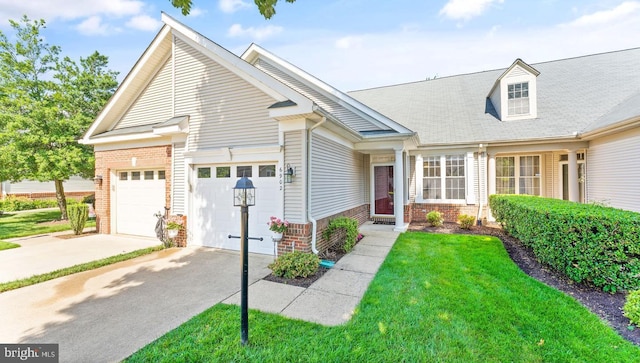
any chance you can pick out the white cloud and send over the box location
[227,23,283,41]
[564,1,640,27]
[439,0,504,21]
[219,0,250,14]
[0,0,144,24]
[189,7,206,17]
[76,16,110,36]
[335,36,363,50]
[126,14,161,31]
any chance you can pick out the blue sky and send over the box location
[0,0,639,90]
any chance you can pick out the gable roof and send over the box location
[349,47,640,146]
[81,13,314,144]
[242,44,414,139]
[487,58,540,98]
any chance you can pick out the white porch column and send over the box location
[488,154,496,196]
[487,154,496,221]
[394,148,406,231]
[567,150,579,202]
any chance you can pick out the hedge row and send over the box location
[0,196,82,212]
[489,195,640,292]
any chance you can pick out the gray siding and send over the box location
[254,58,386,133]
[310,134,365,219]
[172,142,186,214]
[284,130,305,222]
[543,153,554,198]
[173,38,277,150]
[588,128,640,213]
[115,57,173,129]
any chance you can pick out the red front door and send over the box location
[374,166,394,215]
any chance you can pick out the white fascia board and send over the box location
[242,44,413,135]
[162,13,313,115]
[94,138,173,152]
[83,132,163,146]
[81,25,172,143]
[487,58,540,97]
[184,144,282,164]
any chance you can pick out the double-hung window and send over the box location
[508,82,529,116]
[422,155,466,201]
[496,155,540,195]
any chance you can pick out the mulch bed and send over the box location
[55,230,98,239]
[410,221,639,346]
[262,245,349,288]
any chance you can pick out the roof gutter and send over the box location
[307,116,327,254]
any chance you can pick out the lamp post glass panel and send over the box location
[233,175,255,345]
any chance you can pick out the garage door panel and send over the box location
[192,164,281,255]
[116,170,166,238]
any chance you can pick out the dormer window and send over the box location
[508,82,529,115]
[487,59,539,121]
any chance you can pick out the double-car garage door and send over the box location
[191,163,280,255]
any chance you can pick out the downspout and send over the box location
[307,116,327,254]
[476,144,484,225]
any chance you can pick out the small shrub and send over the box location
[426,211,443,227]
[68,204,89,235]
[0,196,60,211]
[269,251,320,279]
[323,216,359,253]
[624,290,640,328]
[166,221,183,230]
[458,214,476,229]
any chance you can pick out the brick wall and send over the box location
[94,145,174,234]
[411,203,479,222]
[275,204,369,255]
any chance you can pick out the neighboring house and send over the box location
[0,176,94,200]
[80,13,640,255]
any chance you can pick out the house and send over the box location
[80,13,640,255]
[1,176,94,200]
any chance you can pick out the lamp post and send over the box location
[233,175,255,345]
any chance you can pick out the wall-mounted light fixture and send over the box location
[93,175,103,186]
[284,164,295,184]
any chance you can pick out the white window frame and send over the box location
[495,155,542,196]
[415,153,475,204]
[507,82,530,116]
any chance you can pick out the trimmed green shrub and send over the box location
[458,214,476,229]
[269,251,320,279]
[624,290,640,327]
[323,216,359,252]
[82,193,95,207]
[426,210,443,227]
[0,196,80,211]
[490,194,640,292]
[68,204,89,235]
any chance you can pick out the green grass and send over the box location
[0,240,20,250]
[0,210,96,240]
[0,245,164,292]
[126,233,640,362]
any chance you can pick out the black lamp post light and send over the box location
[231,175,256,346]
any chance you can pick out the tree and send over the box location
[0,16,118,219]
[170,0,296,19]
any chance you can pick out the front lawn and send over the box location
[0,210,96,240]
[126,233,640,362]
[0,241,20,251]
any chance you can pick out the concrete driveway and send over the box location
[0,246,272,362]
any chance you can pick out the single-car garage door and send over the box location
[191,164,280,255]
[115,169,166,237]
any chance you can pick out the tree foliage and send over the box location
[0,16,118,219]
[170,0,296,19]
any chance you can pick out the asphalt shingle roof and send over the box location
[349,47,640,145]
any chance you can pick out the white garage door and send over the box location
[191,164,281,255]
[115,170,166,237]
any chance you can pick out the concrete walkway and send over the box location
[1,232,160,283]
[224,222,400,325]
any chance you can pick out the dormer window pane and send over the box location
[508,82,530,115]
